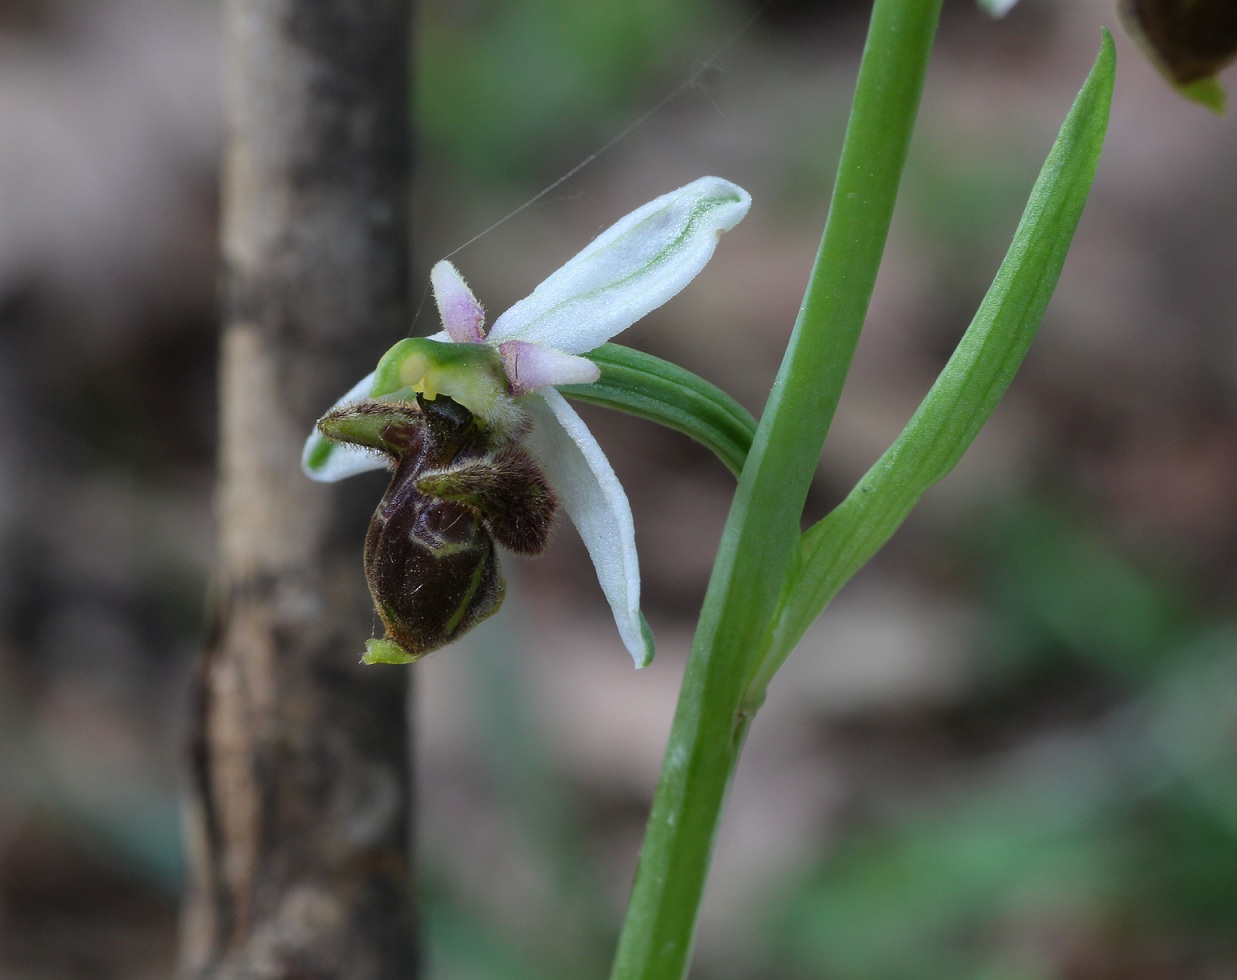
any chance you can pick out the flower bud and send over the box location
[1120,0,1237,111]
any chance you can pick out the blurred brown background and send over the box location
[2,0,1236,977]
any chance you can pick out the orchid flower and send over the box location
[303,176,751,667]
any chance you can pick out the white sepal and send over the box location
[487,177,751,356]
[522,389,654,668]
[301,371,389,482]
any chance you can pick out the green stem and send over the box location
[609,2,942,977]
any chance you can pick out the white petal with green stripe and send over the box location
[487,177,750,356]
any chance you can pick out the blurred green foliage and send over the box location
[762,506,1237,979]
[977,505,1190,683]
[416,0,712,182]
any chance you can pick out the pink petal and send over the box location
[430,260,487,343]
[498,340,600,395]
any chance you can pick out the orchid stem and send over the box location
[610,2,943,977]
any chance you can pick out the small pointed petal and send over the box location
[488,177,751,355]
[522,389,653,667]
[498,340,600,395]
[431,260,487,343]
[301,371,389,482]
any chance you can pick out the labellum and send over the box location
[318,395,558,663]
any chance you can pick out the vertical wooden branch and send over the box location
[180,1,416,977]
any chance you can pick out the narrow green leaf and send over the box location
[753,31,1116,694]
[559,343,756,477]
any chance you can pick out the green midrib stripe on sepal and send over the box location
[305,437,336,473]
[751,30,1116,696]
[559,343,756,478]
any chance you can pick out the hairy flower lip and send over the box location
[303,176,751,666]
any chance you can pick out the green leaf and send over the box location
[558,343,756,477]
[754,30,1116,693]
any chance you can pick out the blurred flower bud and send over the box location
[1120,0,1237,111]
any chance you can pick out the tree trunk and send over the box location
[179,1,416,976]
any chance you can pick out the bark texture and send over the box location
[179,1,416,976]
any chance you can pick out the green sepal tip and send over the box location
[362,638,423,665]
[1176,77,1226,113]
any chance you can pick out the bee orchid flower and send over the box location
[303,176,751,667]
